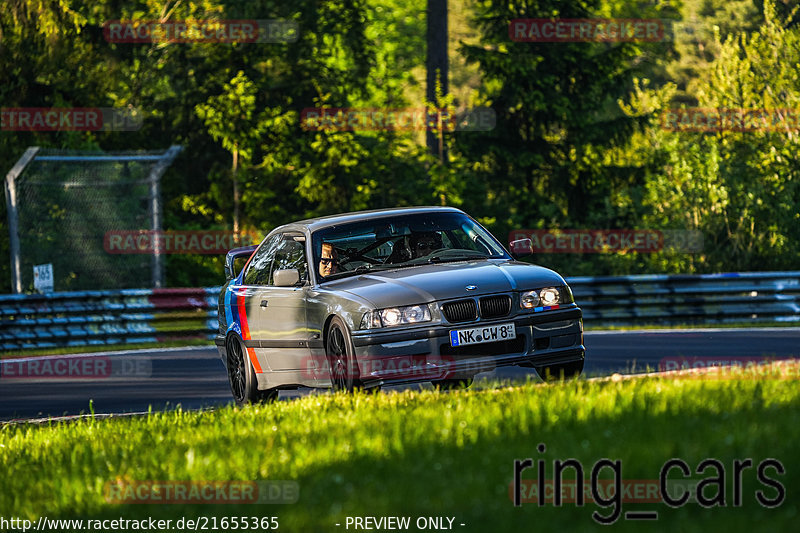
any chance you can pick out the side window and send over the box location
[243,234,282,285]
[269,237,308,285]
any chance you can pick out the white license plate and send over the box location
[449,322,516,347]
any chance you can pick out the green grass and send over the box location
[1,365,798,532]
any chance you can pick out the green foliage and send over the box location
[449,0,676,274]
[623,0,800,272]
[2,0,798,289]
[666,0,799,104]
[195,71,271,164]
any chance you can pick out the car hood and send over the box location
[320,260,567,308]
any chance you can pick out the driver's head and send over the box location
[409,231,443,258]
[319,242,338,278]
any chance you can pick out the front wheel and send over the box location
[226,335,277,406]
[326,316,366,393]
[535,360,584,382]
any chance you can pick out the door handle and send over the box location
[260,300,268,308]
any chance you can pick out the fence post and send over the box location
[148,145,183,288]
[4,147,41,294]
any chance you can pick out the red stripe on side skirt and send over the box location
[237,292,263,373]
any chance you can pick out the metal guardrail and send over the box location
[1,272,799,352]
[0,288,218,352]
[569,271,800,326]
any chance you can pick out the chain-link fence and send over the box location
[4,146,181,292]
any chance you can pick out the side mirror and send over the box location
[509,238,533,259]
[273,268,301,287]
[225,245,258,280]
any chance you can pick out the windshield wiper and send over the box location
[323,263,395,281]
[428,255,492,264]
[323,255,496,281]
[387,254,490,268]
[352,265,379,275]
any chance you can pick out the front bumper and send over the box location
[350,306,585,384]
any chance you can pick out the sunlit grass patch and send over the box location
[1,362,798,532]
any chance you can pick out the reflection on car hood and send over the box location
[321,260,566,308]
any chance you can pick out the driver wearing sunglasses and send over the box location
[319,242,339,278]
[409,231,443,258]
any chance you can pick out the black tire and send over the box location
[255,388,279,403]
[326,316,367,393]
[432,378,474,390]
[226,335,278,406]
[535,359,585,382]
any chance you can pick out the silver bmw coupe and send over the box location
[215,206,585,404]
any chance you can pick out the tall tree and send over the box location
[455,1,673,240]
[426,0,449,158]
[624,0,800,272]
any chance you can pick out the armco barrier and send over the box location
[569,271,800,326]
[1,272,799,352]
[0,288,219,352]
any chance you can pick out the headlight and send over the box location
[382,308,403,326]
[360,304,432,329]
[520,286,571,310]
[520,290,540,309]
[540,287,560,306]
[402,305,429,323]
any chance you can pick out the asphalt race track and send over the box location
[1,328,799,422]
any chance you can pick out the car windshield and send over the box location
[312,211,509,282]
